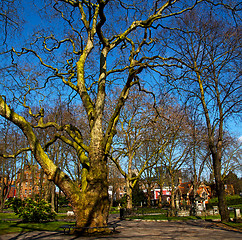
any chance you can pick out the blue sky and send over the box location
[7,0,242,143]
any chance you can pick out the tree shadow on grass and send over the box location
[5,231,63,240]
[0,221,79,240]
[1,215,123,239]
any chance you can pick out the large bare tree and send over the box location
[0,0,238,230]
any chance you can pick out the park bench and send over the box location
[60,224,77,234]
[60,223,118,234]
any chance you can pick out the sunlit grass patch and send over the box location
[0,221,75,235]
[225,222,242,230]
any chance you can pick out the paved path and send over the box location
[0,216,241,240]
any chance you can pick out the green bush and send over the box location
[9,198,56,222]
[116,195,127,208]
[57,195,70,208]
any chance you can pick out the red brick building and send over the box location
[15,164,49,199]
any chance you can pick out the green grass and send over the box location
[0,211,76,235]
[109,207,120,214]
[0,221,75,235]
[0,212,19,220]
[0,212,18,220]
[127,213,221,221]
[56,213,72,220]
[0,211,110,221]
[0,212,72,221]
[57,206,73,213]
[0,211,77,221]
[225,222,242,230]
[207,195,242,210]
[135,207,167,214]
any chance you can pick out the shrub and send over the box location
[9,197,56,222]
[57,195,70,208]
[116,195,127,208]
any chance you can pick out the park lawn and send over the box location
[0,212,19,220]
[127,213,225,221]
[135,208,167,214]
[0,212,73,221]
[0,212,76,235]
[0,221,75,235]
[208,195,242,210]
[56,213,71,220]
[225,222,242,230]
[57,206,73,213]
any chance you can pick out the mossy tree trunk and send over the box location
[73,123,110,229]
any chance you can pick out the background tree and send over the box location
[140,143,158,208]
[206,133,242,184]
[224,171,242,195]
[162,107,190,215]
[111,88,166,209]
[161,9,241,222]
[221,134,242,180]
[0,0,22,47]
[154,164,169,208]
[0,121,25,211]
[107,160,123,207]
[185,106,211,204]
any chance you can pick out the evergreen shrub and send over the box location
[9,197,56,222]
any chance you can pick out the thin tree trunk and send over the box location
[50,182,55,212]
[147,184,152,208]
[126,180,133,210]
[157,173,164,208]
[0,180,6,212]
[169,175,176,217]
[212,151,229,222]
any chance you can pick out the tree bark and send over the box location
[50,182,55,213]
[126,179,133,210]
[170,176,176,217]
[147,184,152,208]
[0,96,111,232]
[211,150,229,222]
